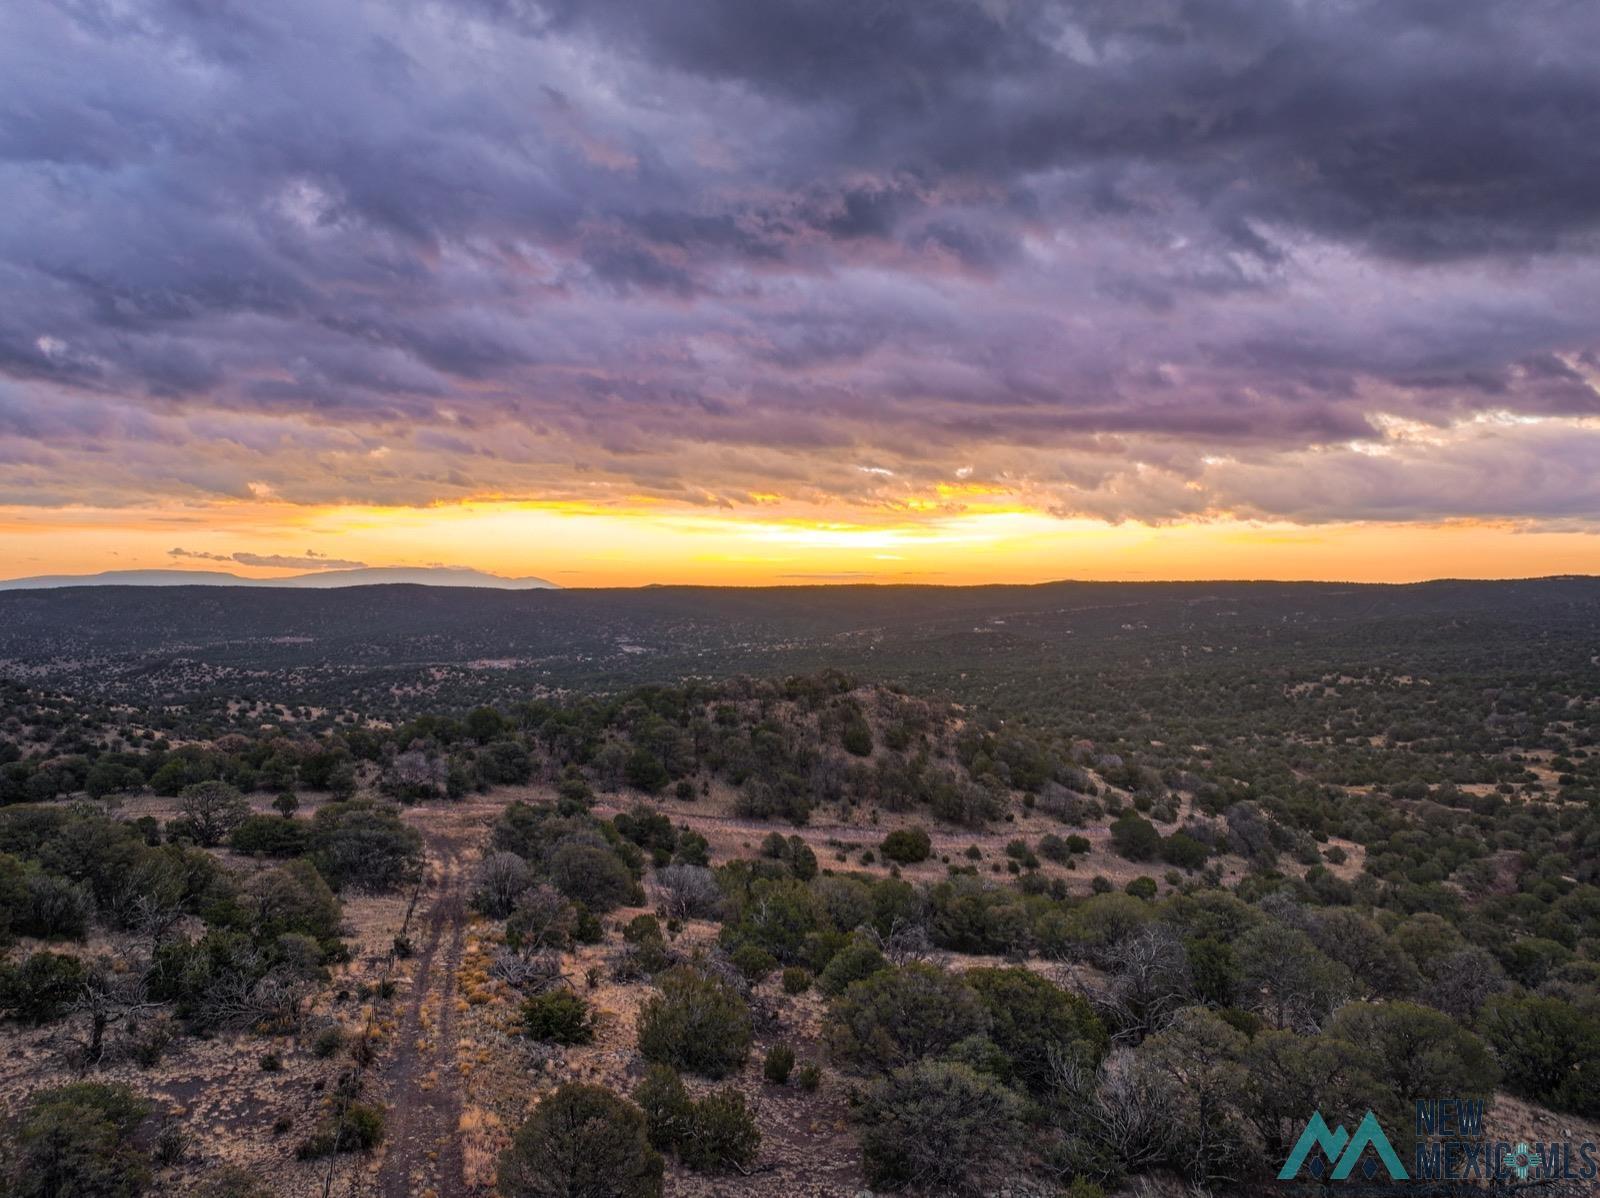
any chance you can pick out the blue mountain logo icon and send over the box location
[1279,1111,1410,1182]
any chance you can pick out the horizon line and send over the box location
[2,568,1598,592]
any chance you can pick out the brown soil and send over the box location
[373,825,471,1198]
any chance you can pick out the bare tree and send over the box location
[389,747,447,791]
[1140,1008,1256,1186]
[490,949,565,993]
[1424,945,1507,1020]
[869,916,935,966]
[655,864,723,921]
[68,956,160,1067]
[1047,1045,1176,1181]
[194,966,313,1033]
[1097,924,1192,1042]
[132,890,188,949]
[105,857,181,937]
[504,884,576,956]
[471,851,534,918]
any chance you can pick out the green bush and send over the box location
[826,963,988,1073]
[129,1018,175,1069]
[22,873,92,940]
[637,967,752,1079]
[817,937,889,996]
[1038,834,1072,863]
[763,1043,795,1084]
[856,1061,1023,1192]
[307,800,423,893]
[341,1102,388,1151]
[781,966,812,994]
[248,858,343,945]
[730,942,777,984]
[880,827,932,865]
[625,749,670,794]
[0,950,87,1024]
[1160,832,1210,870]
[625,913,662,942]
[505,885,577,955]
[4,1083,152,1198]
[719,876,824,963]
[1004,838,1039,869]
[1138,1007,1254,1184]
[842,716,874,757]
[296,1101,386,1158]
[229,815,308,858]
[621,914,671,973]
[1188,937,1240,1007]
[1479,994,1599,1110]
[499,1084,662,1198]
[796,1062,822,1091]
[964,966,1108,1095]
[634,1064,693,1152]
[549,836,638,912]
[676,1087,761,1173]
[1109,814,1161,862]
[1328,1002,1499,1132]
[521,990,595,1045]
[633,1066,761,1173]
[1124,876,1157,900]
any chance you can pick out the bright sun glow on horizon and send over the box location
[1,499,1596,587]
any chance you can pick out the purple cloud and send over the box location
[1,0,1598,528]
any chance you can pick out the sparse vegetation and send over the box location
[2,581,1599,1195]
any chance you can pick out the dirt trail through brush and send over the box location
[375,827,470,1198]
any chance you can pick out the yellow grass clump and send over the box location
[459,1106,506,1190]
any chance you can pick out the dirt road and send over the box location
[374,823,473,1198]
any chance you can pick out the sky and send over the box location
[3,0,1599,586]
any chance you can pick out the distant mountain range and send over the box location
[0,566,559,590]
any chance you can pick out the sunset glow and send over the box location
[4,1,1600,585]
[4,499,1597,587]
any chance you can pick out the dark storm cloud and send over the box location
[2,0,1600,525]
[554,0,1600,260]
